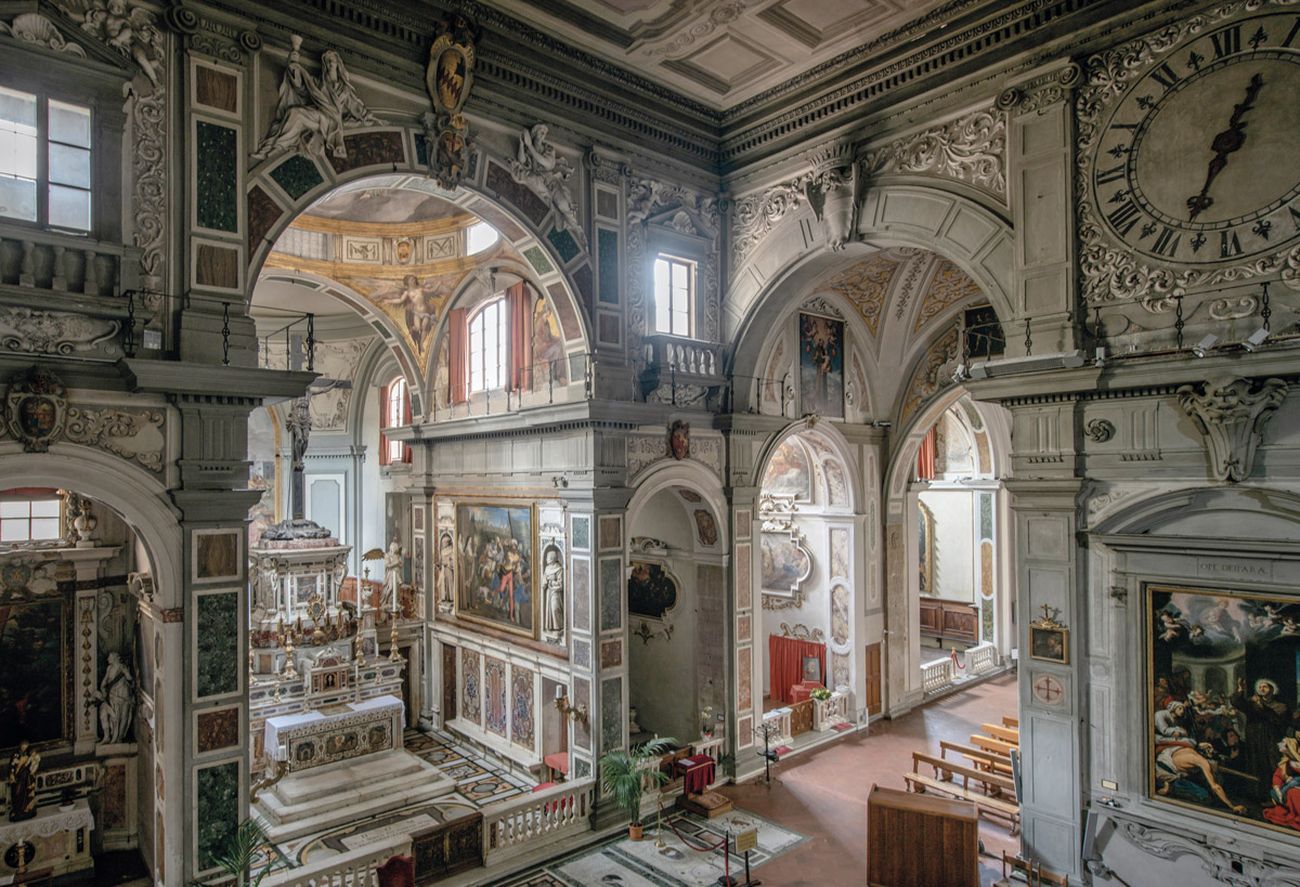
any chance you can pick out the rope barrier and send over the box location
[656,801,729,854]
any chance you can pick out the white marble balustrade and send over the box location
[261,834,411,886]
[484,778,595,868]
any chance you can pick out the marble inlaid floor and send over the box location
[501,808,805,886]
[253,727,533,873]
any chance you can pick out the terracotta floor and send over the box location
[722,672,1020,886]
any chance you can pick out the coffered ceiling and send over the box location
[486,0,954,110]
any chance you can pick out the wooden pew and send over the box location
[905,751,1020,834]
[971,733,1017,757]
[1002,715,1019,729]
[940,740,1012,776]
[981,723,1020,745]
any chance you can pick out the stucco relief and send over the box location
[65,406,166,472]
[822,254,900,337]
[912,260,982,332]
[1110,815,1300,886]
[730,182,803,271]
[1176,376,1288,483]
[510,123,586,250]
[0,308,120,357]
[862,107,1006,198]
[0,13,88,55]
[899,323,961,424]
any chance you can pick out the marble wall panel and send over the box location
[195,121,237,232]
[573,675,592,751]
[485,656,507,737]
[196,760,239,871]
[195,592,238,698]
[511,667,535,751]
[601,677,622,752]
[460,648,480,726]
[572,557,591,632]
[599,558,622,632]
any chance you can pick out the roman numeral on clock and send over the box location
[1152,227,1181,257]
[1150,63,1181,91]
[1096,165,1126,186]
[1107,200,1142,236]
[1211,25,1241,58]
[1220,230,1243,258]
[1283,16,1300,48]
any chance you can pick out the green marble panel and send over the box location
[601,677,622,752]
[597,229,619,304]
[599,557,621,632]
[196,592,238,698]
[196,760,239,871]
[979,492,993,540]
[270,155,324,200]
[195,121,238,232]
[524,245,553,276]
[548,227,580,264]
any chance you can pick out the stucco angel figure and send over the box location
[252,36,381,161]
[511,123,587,249]
[90,651,135,744]
[69,0,163,90]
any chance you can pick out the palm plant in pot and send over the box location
[599,737,677,841]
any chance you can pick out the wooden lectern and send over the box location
[867,784,979,887]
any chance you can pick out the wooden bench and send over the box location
[981,723,1020,745]
[971,733,1017,757]
[940,740,1012,776]
[1002,715,1019,729]
[905,752,1020,834]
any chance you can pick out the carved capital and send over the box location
[1176,375,1288,483]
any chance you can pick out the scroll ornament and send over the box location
[1176,375,1287,483]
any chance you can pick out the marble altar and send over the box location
[0,799,94,880]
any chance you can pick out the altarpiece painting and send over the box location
[456,504,535,637]
[799,312,844,419]
[0,595,70,749]
[1148,583,1300,834]
[627,562,677,621]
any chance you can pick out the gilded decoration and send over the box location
[822,254,901,337]
[912,260,982,332]
[899,323,960,424]
[425,16,480,190]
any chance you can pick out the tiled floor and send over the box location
[722,671,1021,887]
[259,727,533,872]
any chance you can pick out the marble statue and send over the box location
[542,546,564,637]
[437,532,455,612]
[252,35,380,161]
[6,740,39,821]
[383,540,404,611]
[68,0,163,90]
[511,123,586,249]
[92,651,135,744]
[628,705,642,735]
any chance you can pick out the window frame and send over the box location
[379,376,412,466]
[651,252,696,339]
[0,84,93,234]
[0,490,64,545]
[467,296,508,394]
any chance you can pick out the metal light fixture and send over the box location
[1192,334,1218,358]
[554,686,588,725]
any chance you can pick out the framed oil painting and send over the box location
[1146,583,1300,834]
[1029,624,1068,664]
[799,312,844,419]
[0,596,71,750]
[456,503,536,637]
[760,531,812,597]
[628,562,678,621]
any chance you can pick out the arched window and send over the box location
[380,376,411,465]
[468,298,507,393]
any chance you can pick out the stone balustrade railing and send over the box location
[922,656,955,695]
[813,691,850,731]
[968,641,999,674]
[484,777,595,868]
[0,225,139,299]
[262,834,411,886]
[644,334,722,379]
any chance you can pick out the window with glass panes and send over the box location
[652,255,694,337]
[0,86,92,231]
[0,495,61,543]
[385,377,407,464]
[468,298,507,392]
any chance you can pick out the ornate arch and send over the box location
[753,418,863,513]
[625,458,729,555]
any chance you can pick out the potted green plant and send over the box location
[599,737,677,841]
[192,818,274,886]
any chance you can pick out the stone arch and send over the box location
[727,184,1015,395]
[0,444,184,611]
[246,159,593,362]
[625,458,729,555]
[1093,486,1300,540]
[753,418,863,513]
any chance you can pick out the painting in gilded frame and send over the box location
[627,562,678,621]
[798,312,844,419]
[456,503,536,637]
[1147,583,1300,835]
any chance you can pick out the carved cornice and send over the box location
[1111,814,1300,886]
[862,106,1007,199]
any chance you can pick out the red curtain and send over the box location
[448,308,467,404]
[768,635,826,705]
[508,282,533,391]
[916,426,937,481]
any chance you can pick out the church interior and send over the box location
[0,0,1297,884]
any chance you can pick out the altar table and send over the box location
[676,754,716,795]
[265,694,405,772]
[0,799,94,880]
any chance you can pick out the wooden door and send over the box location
[442,643,456,723]
[866,643,882,716]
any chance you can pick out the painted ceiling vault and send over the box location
[486,0,954,109]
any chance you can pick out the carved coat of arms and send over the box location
[668,420,690,461]
[424,16,479,190]
[5,367,67,452]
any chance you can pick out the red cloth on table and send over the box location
[544,751,570,776]
[791,681,823,704]
[377,854,415,887]
[769,634,826,704]
[677,754,716,795]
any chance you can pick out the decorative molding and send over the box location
[641,0,764,60]
[1112,815,1300,886]
[800,296,843,320]
[1176,376,1288,484]
[804,142,861,251]
[425,15,480,190]
[862,107,1006,197]
[779,622,824,643]
[730,181,803,270]
[0,308,119,356]
[65,405,166,473]
[1084,418,1115,443]
[0,13,87,55]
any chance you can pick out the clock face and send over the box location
[1091,11,1300,266]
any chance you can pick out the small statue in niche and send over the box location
[510,123,587,249]
[90,650,135,745]
[542,545,564,639]
[6,740,40,821]
[628,706,642,736]
[251,35,381,161]
[437,531,455,613]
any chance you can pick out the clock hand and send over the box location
[1187,73,1264,221]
